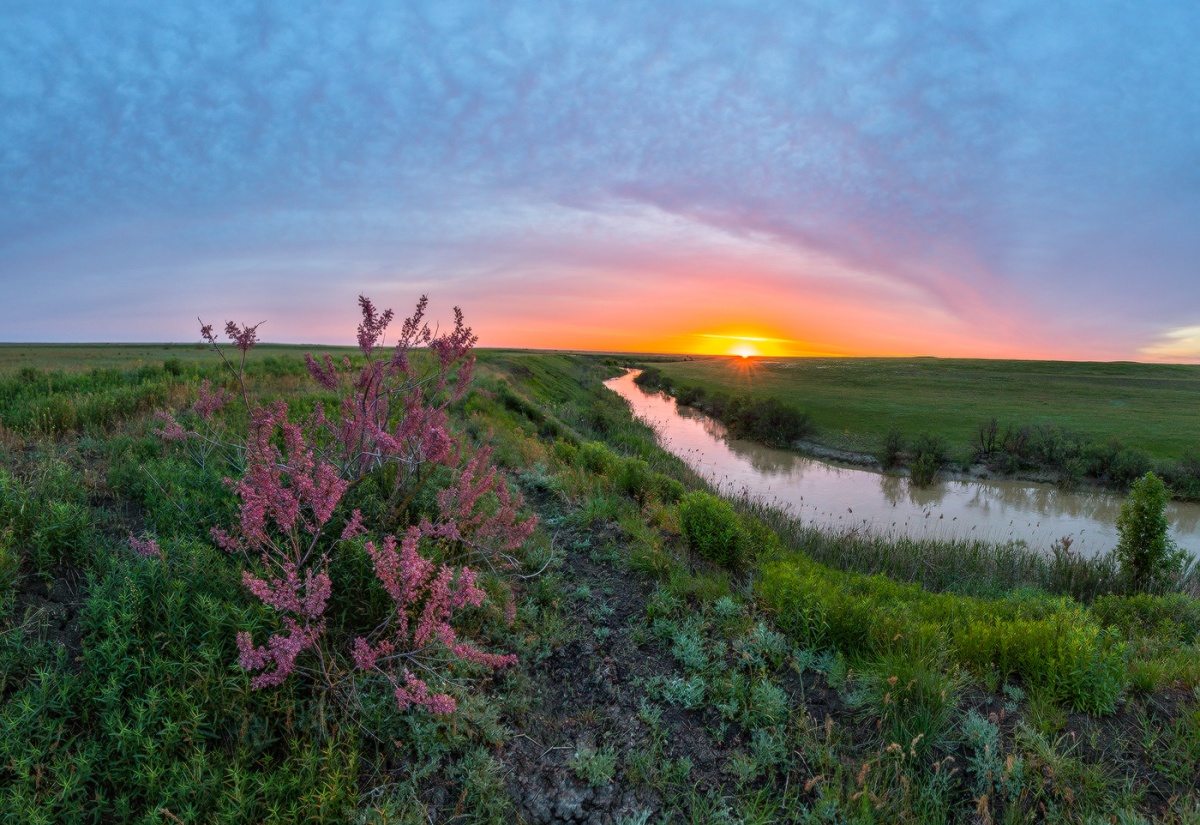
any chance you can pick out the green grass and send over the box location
[644,355,1200,460]
[0,343,358,375]
[1,342,1199,822]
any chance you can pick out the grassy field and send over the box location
[0,342,362,374]
[641,356,1200,459]
[1,341,1198,822]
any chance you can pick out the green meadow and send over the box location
[641,356,1200,458]
[1,343,1198,822]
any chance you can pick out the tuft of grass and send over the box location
[678,492,746,568]
[569,745,618,786]
[850,646,964,760]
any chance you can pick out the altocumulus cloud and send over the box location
[1,0,1199,358]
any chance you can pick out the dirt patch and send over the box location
[6,566,86,672]
[500,542,672,822]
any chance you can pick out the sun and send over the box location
[730,343,758,359]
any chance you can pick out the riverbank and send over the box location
[606,368,1200,560]
[633,360,1200,501]
[792,436,1102,488]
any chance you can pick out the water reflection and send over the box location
[606,370,1200,559]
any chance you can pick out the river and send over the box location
[604,370,1200,558]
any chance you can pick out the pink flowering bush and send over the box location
[163,296,535,714]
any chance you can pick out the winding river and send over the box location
[605,370,1200,559]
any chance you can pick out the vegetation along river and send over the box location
[606,369,1200,559]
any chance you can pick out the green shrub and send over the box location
[955,618,1125,714]
[909,433,947,487]
[1111,448,1153,486]
[552,439,579,465]
[1092,592,1200,643]
[880,427,905,470]
[1115,472,1185,591]
[724,396,812,448]
[652,474,686,504]
[614,458,654,503]
[579,441,616,474]
[632,366,671,393]
[30,395,78,435]
[678,492,746,567]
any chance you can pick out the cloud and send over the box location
[1,0,1198,358]
[1141,325,1200,362]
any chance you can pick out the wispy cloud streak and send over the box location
[1,1,1198,358]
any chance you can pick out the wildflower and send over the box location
[128,534,163,560]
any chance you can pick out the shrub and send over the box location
[678,492,746,567]
[163,296,535,716]
[880,427,905,470]
[1111,448,1153,487]
[724,397,812,448]
[579,441,616,474]
[552,439,579,465]
[614,457,654,503]
[652,474,686,504]
[909,433,947,487]
[632,366,671,393]
[1115,472,1185,592]
[1091,592,1200,643]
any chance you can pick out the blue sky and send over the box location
[2,1,1199,359]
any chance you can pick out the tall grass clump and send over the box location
[679,492,747,568]
[0,365,183,436]
[757,554,1127,713]
[734,493,1128,601]
[849,645,964,759]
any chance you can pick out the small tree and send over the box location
[1115,471,1184,592]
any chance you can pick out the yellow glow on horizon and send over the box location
[688,329,801,357]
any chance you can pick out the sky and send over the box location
[2,1,1199,361]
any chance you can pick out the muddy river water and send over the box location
[605,370,1200,559]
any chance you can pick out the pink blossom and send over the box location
[242,563,330,620]
[304,352,340,391]
[154,412,188,442]
[394,669,456,715]
[340,509,365,540]
[236,619,322,689]
[128,534,163,560]
[195,380,232,419]
[224,320,262,353]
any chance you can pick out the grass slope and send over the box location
[0,343,1197,822]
